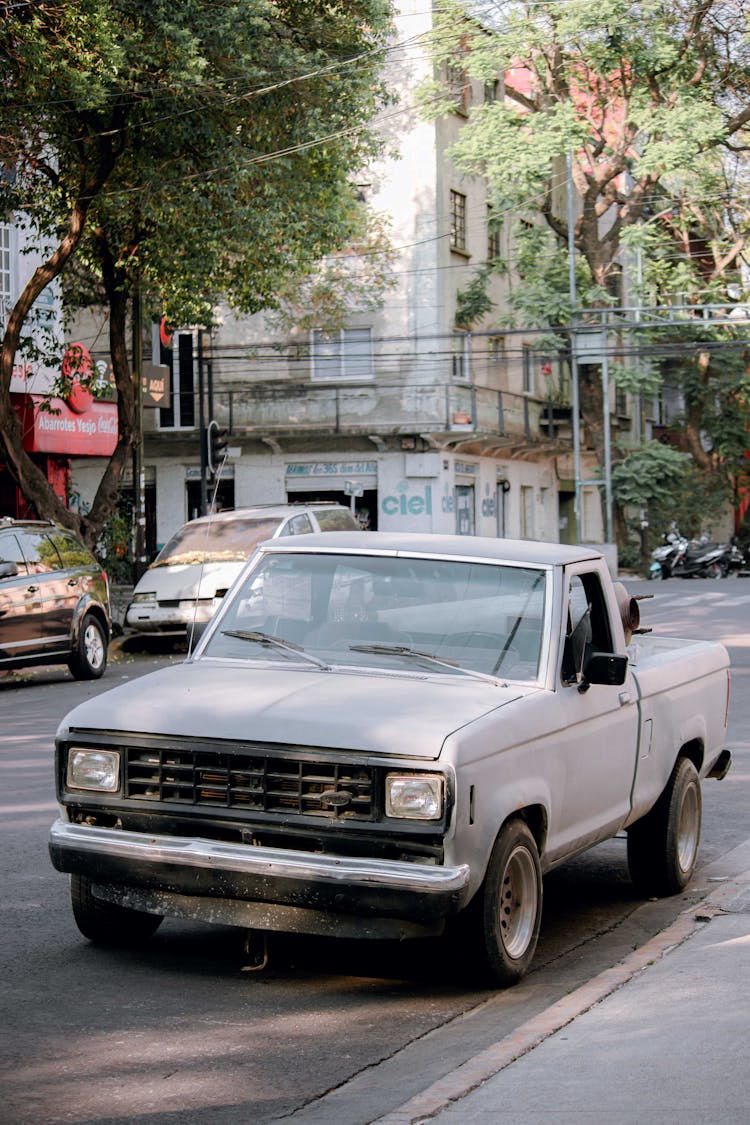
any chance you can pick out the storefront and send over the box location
[2,391,118,518]
[285,459,379,529]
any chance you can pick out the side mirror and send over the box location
[0,561,19,580]
[584,651,628,687]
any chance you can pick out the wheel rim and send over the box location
[83,623,105,670]
[498,844,538,960]
[677,782,700,873]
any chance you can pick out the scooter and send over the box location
[723,538,750,576]
[648,531,687,580]
[670,536,730,579]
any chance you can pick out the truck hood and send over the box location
[133,560,246,601]
[58,660,532,760]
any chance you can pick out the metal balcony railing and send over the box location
[193,381,568,445]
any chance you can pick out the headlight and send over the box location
[67,748,120,792]
[130,591,155,604]
[385,774,443,820]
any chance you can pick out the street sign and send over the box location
[141,362,171,407]
[344,480,364,497]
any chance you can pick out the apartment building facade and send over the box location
[70,1,604,555]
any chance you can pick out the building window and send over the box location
[159,329,196,430]
[450,190,467,252]
[520,485,535,539]
[452,331,470,381]
[447,64,471,115]
[615,386,629,416]
[0,225,12,314]
[487,206,501,262]
[311,327,373,382]
[522,345,535,395]
[488,335,506,364]
[484,78,501,103]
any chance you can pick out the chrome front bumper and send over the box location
[49,818,471,937]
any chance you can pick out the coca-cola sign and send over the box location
[15,394,118,456]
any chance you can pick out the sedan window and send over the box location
[0,532,28,575]
[18,531,63,573]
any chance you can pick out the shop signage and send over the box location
[15,394,118,457]
[185,465,234,480]
[381,483,432,517]
[142,362,171,407]
[286,461,377,478]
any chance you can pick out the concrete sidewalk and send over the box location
[373,854,750,1125]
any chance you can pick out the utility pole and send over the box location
[198,330,208,517]
[566,149,582,542]
[131,283,147,582]
[567,150,613,545]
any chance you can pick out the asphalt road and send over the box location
[1,577,748,1125]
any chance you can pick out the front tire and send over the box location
[68,612,107,680]
[71,874,163,946]
[627,757,702,897]
[471,820,543,987]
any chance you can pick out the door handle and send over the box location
[26,585,39,594]
[67,577,79,587]
[619,691,631,706]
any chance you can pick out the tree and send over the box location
[0,0,393,546]
[612,440,729,562]
[422,0,750,478]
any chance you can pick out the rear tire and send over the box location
[68,613,107,680]
[71,874,163,946]
[467,820,542,987]
[627,757,702,897]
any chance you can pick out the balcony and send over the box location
[204,380,569,450]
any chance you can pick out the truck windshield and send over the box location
[204,552,547,681]
[150,518,280,567]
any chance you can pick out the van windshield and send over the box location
[151,519,281,568]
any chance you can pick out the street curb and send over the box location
[371,872,749,1125]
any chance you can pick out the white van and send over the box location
[124,504,358,635]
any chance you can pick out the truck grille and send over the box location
[125,747,376,821]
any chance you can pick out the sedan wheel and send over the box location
[68,613,107,680]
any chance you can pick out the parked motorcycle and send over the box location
[648,530,686,580]
[723,537,750,577]
[649,531,743,579]
[671,536,734,579]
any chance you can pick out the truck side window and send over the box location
[562,572,614,685]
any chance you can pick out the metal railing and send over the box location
[186,380,568,445]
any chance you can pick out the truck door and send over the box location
[543,568,639,864]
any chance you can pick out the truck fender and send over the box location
[455,776,550,903]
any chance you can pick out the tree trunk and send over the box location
[77,236,139,550]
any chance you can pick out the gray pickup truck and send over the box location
[49,532,732,986]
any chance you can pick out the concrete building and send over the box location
[1,216,117,517]
[71,1,603,556]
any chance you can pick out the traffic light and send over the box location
[206,419,229,475]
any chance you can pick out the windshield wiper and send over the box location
[349,643,505,685]
[222,629,331,670]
